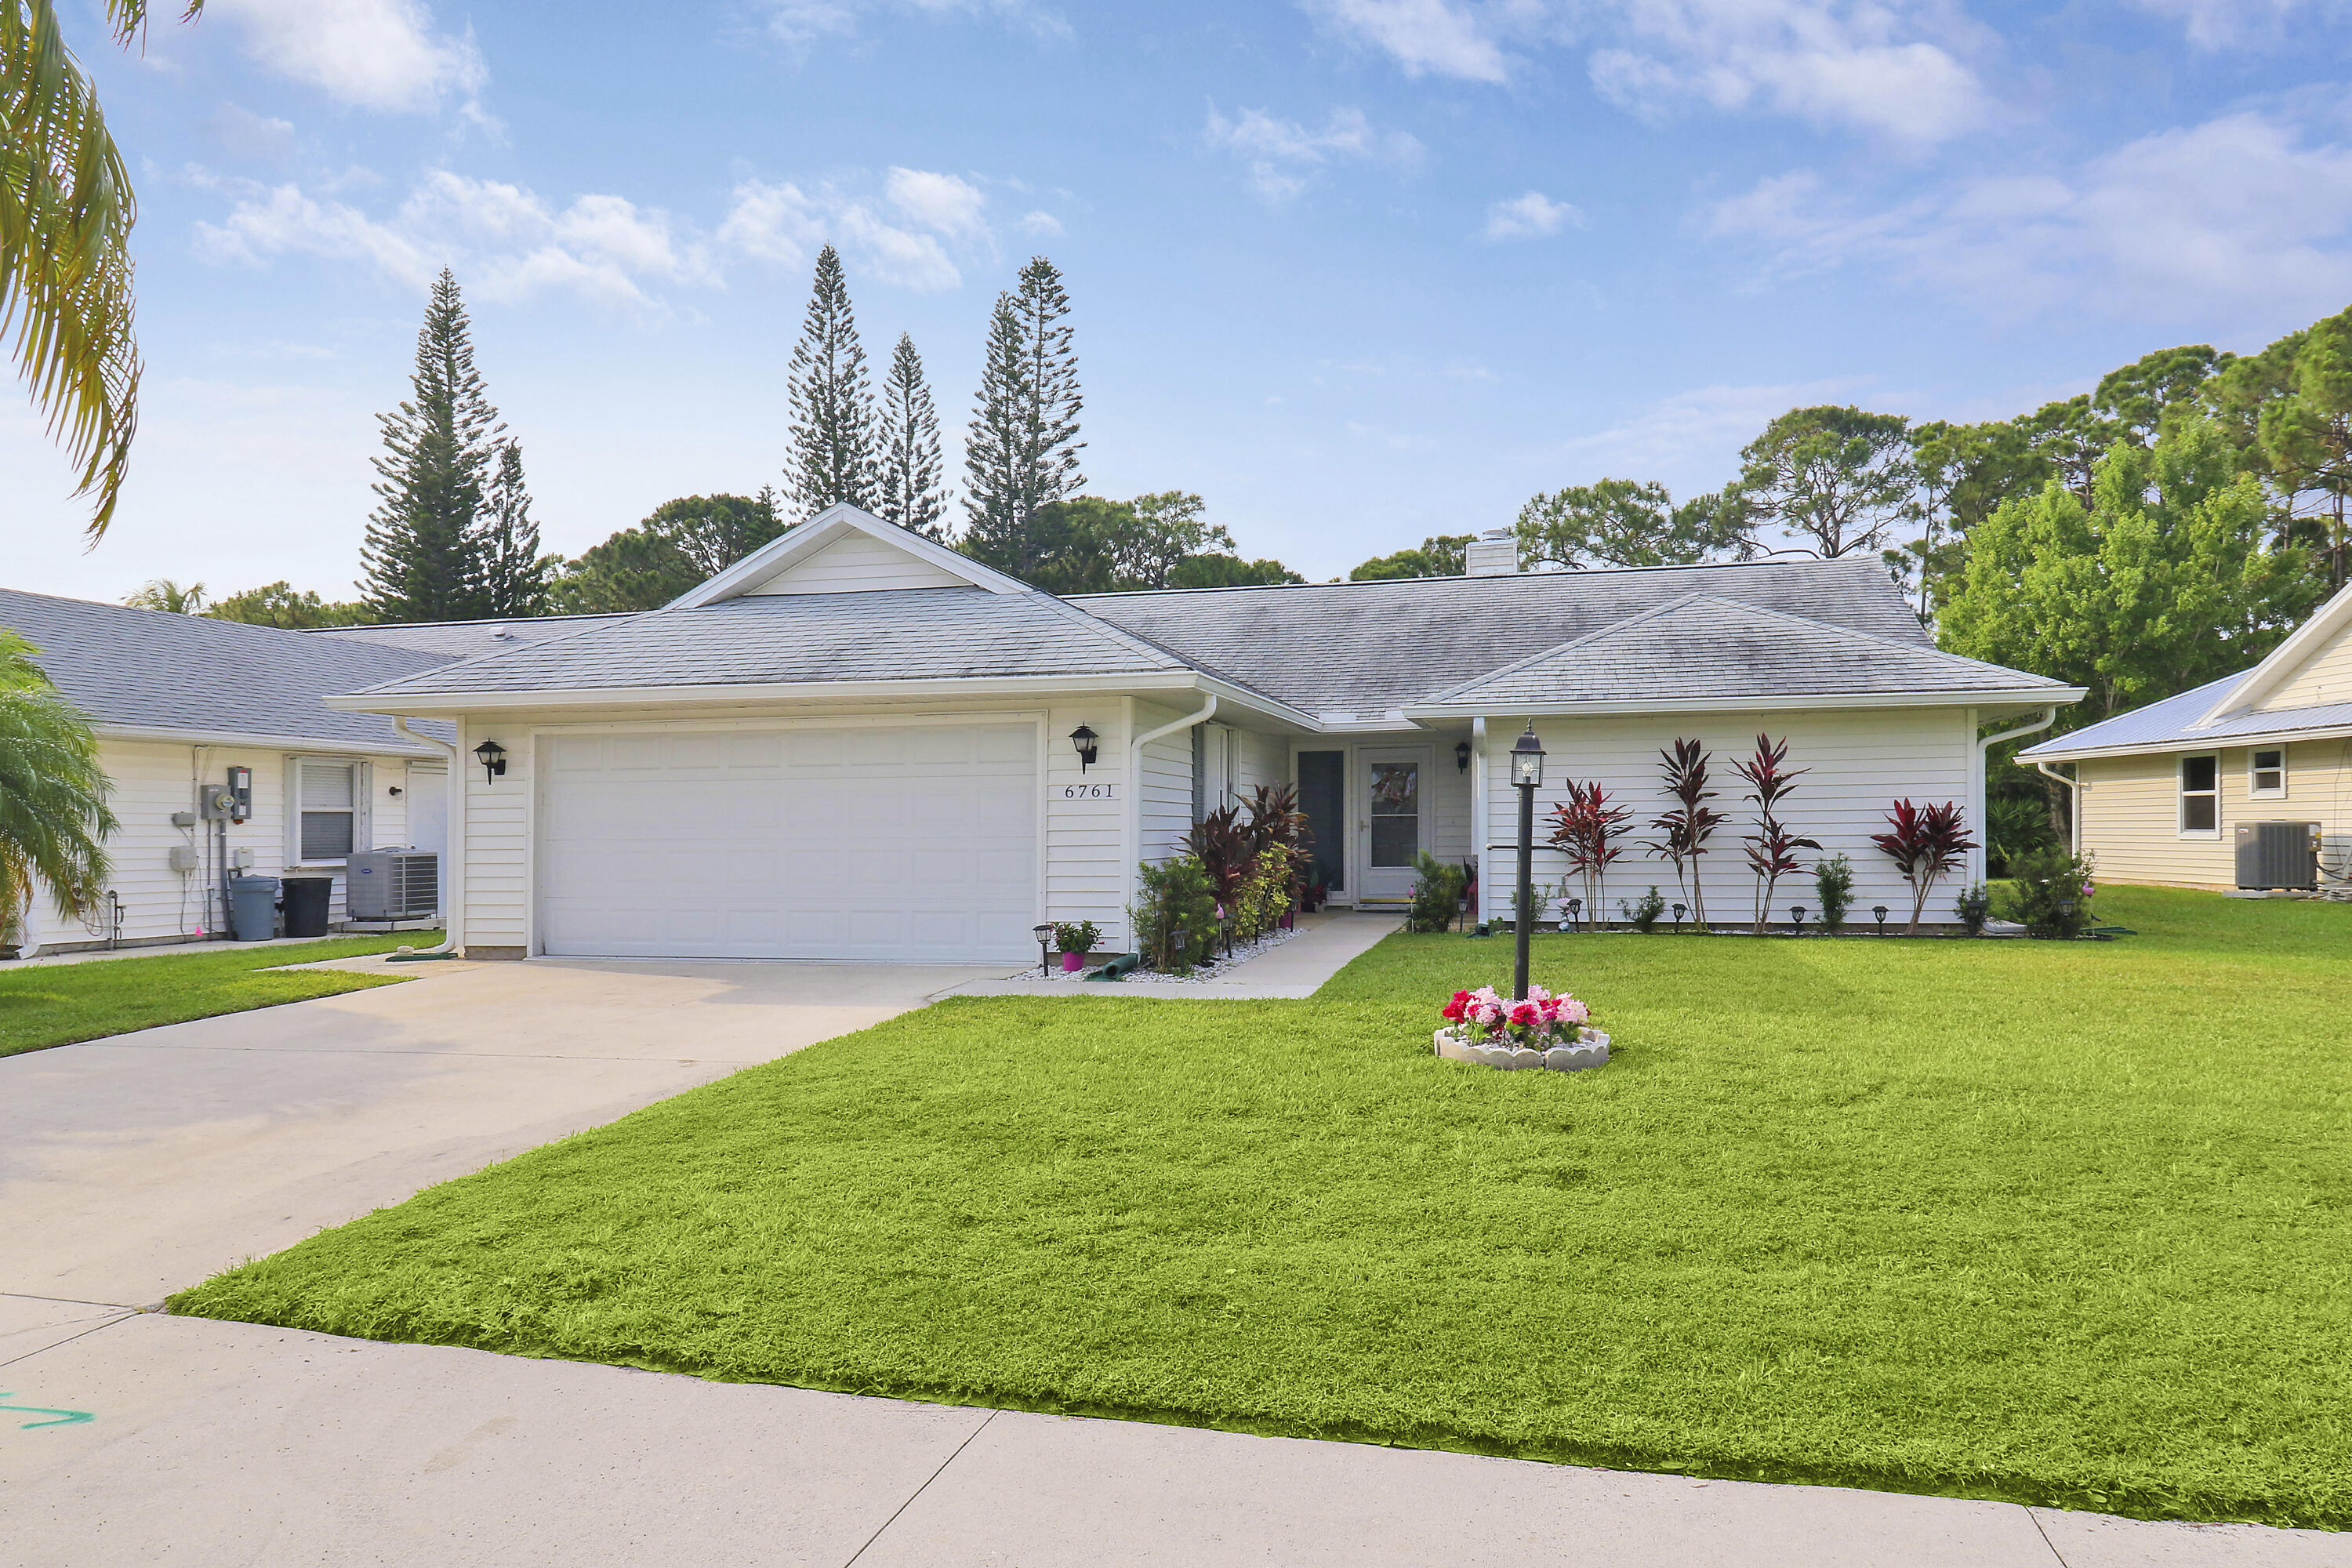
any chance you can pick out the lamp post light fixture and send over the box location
[1456,887,1472,933]
[1033,923,1054,977]
[472,739,507,782]
[1509,722,1544,1000]
[1069,724,1099,772]
[1789,906,1806,935]
[1671,902,1687,932]
[1872,905,1889,936]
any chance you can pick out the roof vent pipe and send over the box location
[1465,529,1519,577]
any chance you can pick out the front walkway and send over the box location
[938,910,1402,1000]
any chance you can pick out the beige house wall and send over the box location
[2078,739,2352,890]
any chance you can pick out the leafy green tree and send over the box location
[549,492,785,613]
[361,269,507,622]
[124,578,204,613]
[1719,405,1915,559]
[2210,307,2352,589]
[0,628,116,946]
[2093,344,2231,444]
[1014,492,1249,595]
[205,583,373,628]
[1515,478,1750,570]
[961,256,1083,577]
[478,441,557,615]
[1168,553,1304,588]
[5,0,204,539]
[782,245,877,518]
[1349,535,1472,580]
[876,332,947,537]
[1940,417,2322,725]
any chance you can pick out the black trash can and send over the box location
[281,875,333,938]
[228,876,280,942]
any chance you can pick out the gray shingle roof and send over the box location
[350,588,1206,699]
[0,586,451,751]
[2020,672,2352,759]
[1416,595,2074,710]
[1076,556,1935,718]
[310,614,634,658]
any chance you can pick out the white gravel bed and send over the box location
[1032,923,1304,985]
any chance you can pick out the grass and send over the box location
[0,933,441,1058]
[168,890,2351,1528]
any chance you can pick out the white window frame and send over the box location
[2249,745,2287,798]
[2178,753,2220,838]
[288,756,372,866]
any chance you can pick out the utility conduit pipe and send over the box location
[1973,706,2058,884]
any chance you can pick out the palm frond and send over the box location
[0,626,114,941]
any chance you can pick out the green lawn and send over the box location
[0,934,440,1058]
[168,891,2351,1528]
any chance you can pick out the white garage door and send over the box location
[536,723,1038,962]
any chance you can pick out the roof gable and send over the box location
[2198,579,2352,724]
[671,503,1028,607]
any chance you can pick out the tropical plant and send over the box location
[0,629,115,944]
[1869,799,1980,935]
[5,0,198,539]
[1128,855,1216,974]
[1180,803,1252,906]
[1999,845,2096,938]
[1732,735,1819,935]
[1548,779,1633,927]
[1232,846,1294,943]
[123,577,203,613]
[1954,882,1991,936]
[784,245,878,517]
[1646,739,1725,931]
[1813,853,1854,933]
[1051,920,1100,956]
[1617,884,1667,933]
[1410,851,1466,933]
[1241,782,1313,881]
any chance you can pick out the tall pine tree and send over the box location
[479,440,554,615]
[361,269,506,622]
[783,245,878,517]
[963,256,1083,577]
[877,332,949,538]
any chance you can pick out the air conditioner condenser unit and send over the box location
[2235,822,2319,891]
[347,850,440,920]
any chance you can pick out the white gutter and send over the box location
[2024,720,2352,763]
[1121,695,1215,951]
[1134,694,1217,753]
[1470,717,1488,922]
[2035,761,2080,858]
[1403,687,2085,722]
[95,723,441,756]
[1974,706,2059,884]
[391,717,463,959]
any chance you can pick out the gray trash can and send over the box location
[229,876,281,942]
[281,875,332,938]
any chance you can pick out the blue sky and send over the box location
[9,0,2352,602]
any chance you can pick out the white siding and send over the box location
[2078,741,2352,890]
[459,714,532,953]
[742,532,971,595]
[1473,708,1974,927]
[1044,701,1127,948]
[2258,621,2352,711]
[1136,699,1196,868]
[1236,729,1287,797]
[21,737,419,956]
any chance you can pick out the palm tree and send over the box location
[124,576,204,612]
[4,0,201,538]
[0,628,115,946]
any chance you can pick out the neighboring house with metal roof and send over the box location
[2020,581,2352,894]
[0,587,460,957]
[319,505,2081,962]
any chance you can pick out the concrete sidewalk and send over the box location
[938,910,1401,1000]
[4,1308,2343,1568]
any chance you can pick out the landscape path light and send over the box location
[1873,906,1889,936]
[1671,902,1687,932]
[1790,906,1806,935]
[1033,923,1054,977]
[1509,722,1544,1000]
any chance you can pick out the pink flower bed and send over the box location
[1439,984,1591,1048]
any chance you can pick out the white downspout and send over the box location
[2034,761,2079,858]
[1975,707,2058,884]
[391,716,463,959]
[1470,717,1488,921]
[1123,694,1216,949]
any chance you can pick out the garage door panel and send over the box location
[538,723,1036,961]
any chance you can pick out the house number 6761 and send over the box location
[1054,782,1118,801]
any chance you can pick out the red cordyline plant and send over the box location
[1645,739,1726,932]
[1730,735,1819,936]
[1181,804,1252,905]
[1871,800,1980,935]
[1547,780,1634,927]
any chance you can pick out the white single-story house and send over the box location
[0,587,622,957]
[2019,579,2352,893]
[306,506,2082,962]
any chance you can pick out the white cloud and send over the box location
[193,169,706,308]
[201,103,298,163]
[1706,109,2352,321]
[2132,0,2310,47]
[1203,104,1425,204]
[758,0,1069,49]
[717,177,965,291]
[207,0,486,115]
[1304,0,1512,81]
[1483,190,1584,239]
[885,167,989,239]
[1018,209,1065,237]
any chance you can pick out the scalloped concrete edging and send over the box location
[1434,1026,1610,1073]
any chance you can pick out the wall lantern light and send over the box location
[473,739,507,782]
[1508,723,1544,788]
[1069,724,1099,772]
[1454,740,1472,773]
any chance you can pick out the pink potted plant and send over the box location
[1053,920,1102,972]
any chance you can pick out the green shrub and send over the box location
[1410,852,1467,933]
[1130,856,1218,973]
[1232,847,1294,943]
[1051,920,1101,955]
[1617,885,1667,932]
[1955,883,1991,936]
[1998,845,2096,938]
[1813,854,1854,932]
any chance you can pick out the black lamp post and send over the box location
[1033,923,1054,976]
[1509,722,1544,1000]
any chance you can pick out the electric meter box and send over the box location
[198,767,254,822]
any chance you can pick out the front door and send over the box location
[1359,748,1429,902]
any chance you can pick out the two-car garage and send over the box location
[534,721,1040,963]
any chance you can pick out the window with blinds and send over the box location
[297,759,358,861]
